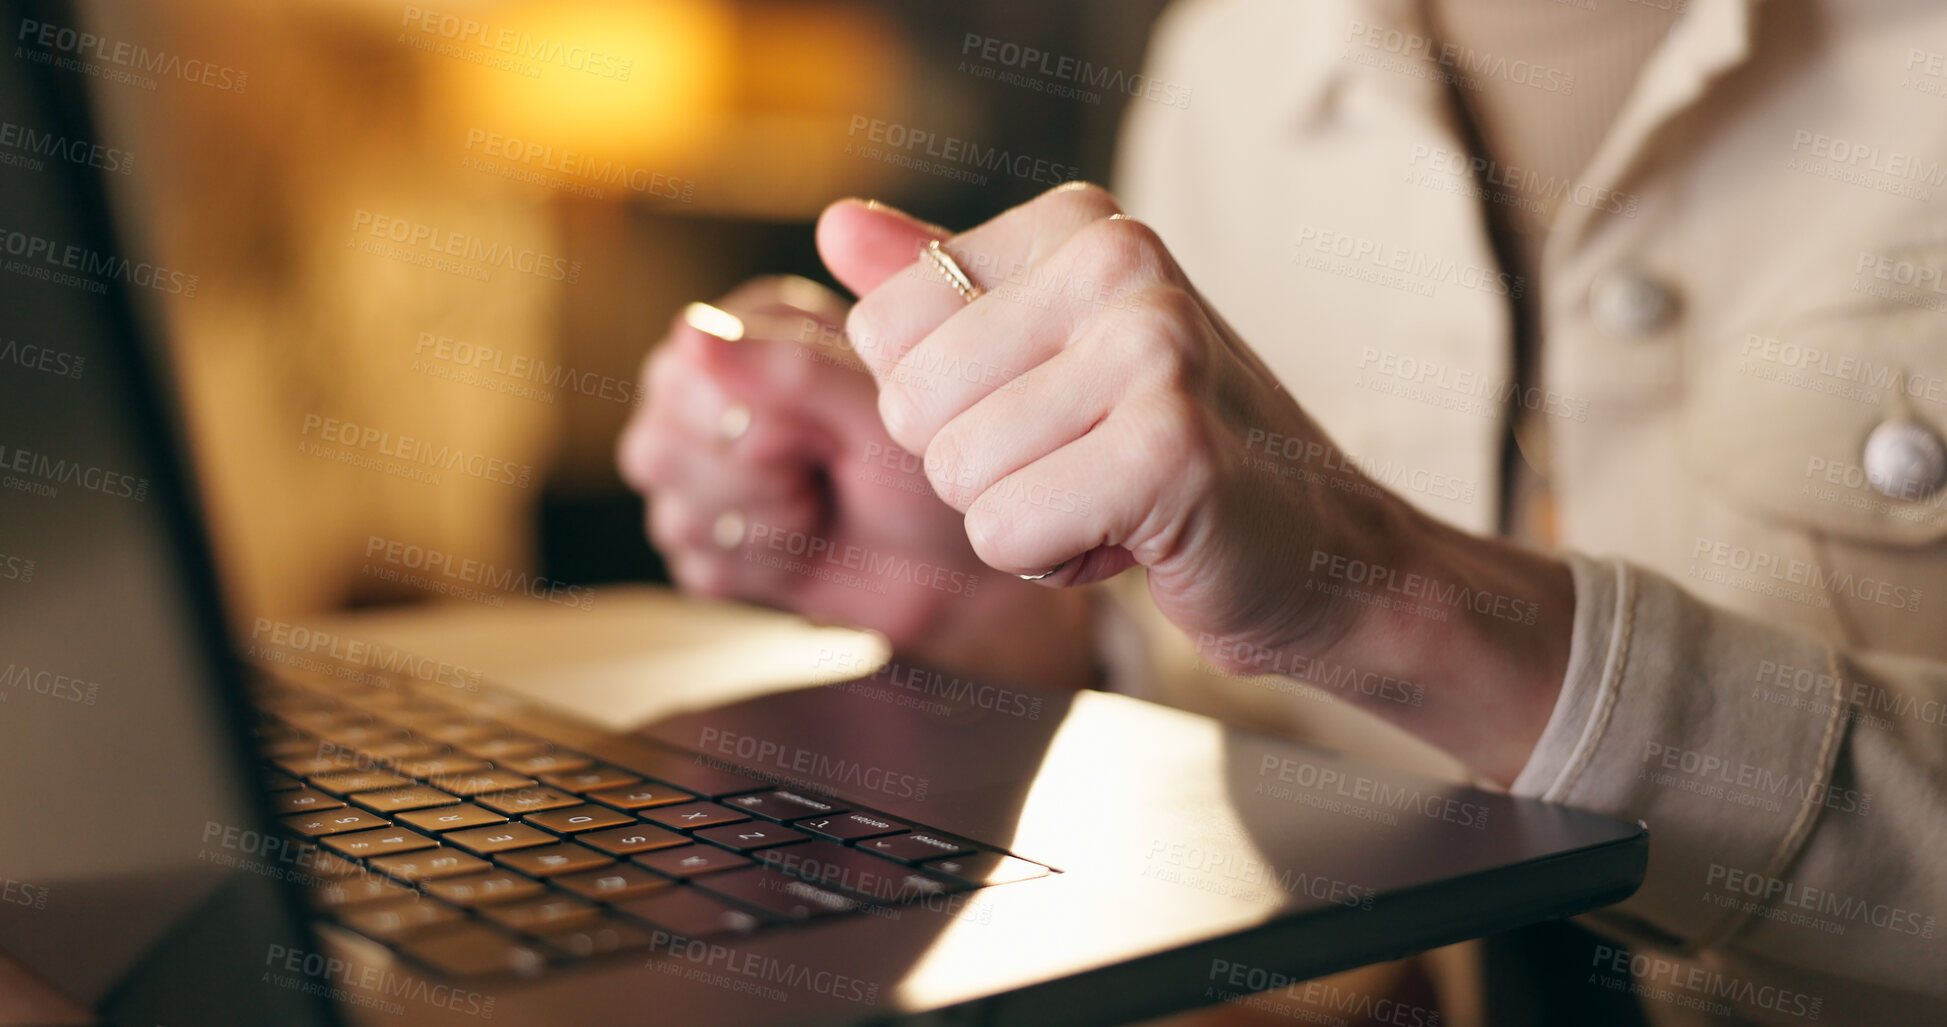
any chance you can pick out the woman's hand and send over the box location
[816,185,1575,783]
[616,276,1099,691]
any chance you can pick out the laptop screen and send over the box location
[0,1,327,1021]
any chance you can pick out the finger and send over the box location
[651,483,825,600]
[814,199,952,299]
[619,344,818,491]
[873,284,1073,456]
[961,397,1208,583]
[919,339,1119,513]
[717,273,851,326]
[818,184,1122,380]
[641,438,819,518]
[877,214,1175,456]
[677,302,885,454]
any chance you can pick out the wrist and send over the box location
[1307,504,1574,786]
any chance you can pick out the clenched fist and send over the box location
[813,184,1573,783]
[617,276,1099,692]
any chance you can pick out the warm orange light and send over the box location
[440,0,734,164]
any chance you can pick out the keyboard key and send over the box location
[553,864,673,903]
[321,828,439,859]
[577,824,689,857]
[272,788,344,815]
[282,809,389,837]
[499,751,594,777]
[791,811,908,842]
[643,803,749,831]
[443,823,558,856]
[263,770,303,792]
[357,738,444,762]
[273,753,358,777]
[583,783,695,810]
[341,897,462,941]
[261,737,324,758]
[311,875,415,910]
[283,711,369,734]
[424,870,546,907]
[618,889,765,938]
[388,709,475,731]
[417,720,506,746]
[454,735,551,761]
[476,786,582,815]
[692,822,811,853]
[369,848,491,882]
[722,790,845,822]
[694,868,858,920]
[633,845,751,879]
[480,895,603,935]
[859,832,976,864]
[316,723,409,748]
[923,852,1050,887]
[396,803,508,833]
[304,851,364,878]
[442,770,541,797]
[538,766,639,792]
[538,918,657,958]
[525,804,635,835]
[606,744,772,797]
[398,922,546,978]
[310,769,413,795]
[399,755,492,779]
[351,785,460,813]
[758,842,962,904]
[495,843,612,878]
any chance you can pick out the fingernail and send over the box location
[683,301,745,342]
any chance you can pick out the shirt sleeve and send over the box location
[1513,552,1947,1020]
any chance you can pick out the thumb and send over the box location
[815,198,949,299]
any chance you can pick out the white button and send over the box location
[1863,419,1947,501]
[1589,269,1676,336]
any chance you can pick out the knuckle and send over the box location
[876,377,927,454]
[647,499,705,552]
[962,498,1016,569]
[844,298,892,366]
[619,425,675,491]
[922,425,977,505]
[1046,181,1122,222]
[767,342,814,395]
[1127,286,1210,383]
[1132,392,1211,487]
[675,554,733,598]
[615,425,653,490]
[1068,215,1170,289]
[644,343,682,393]
[1139,284,1207,340]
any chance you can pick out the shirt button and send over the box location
[1863,419,1947,501]
[1589,269,1677,336]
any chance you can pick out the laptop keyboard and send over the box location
[247,674,1051,978]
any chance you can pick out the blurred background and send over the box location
[79,0,1172,627]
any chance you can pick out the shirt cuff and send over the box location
[1509,552,1852,948]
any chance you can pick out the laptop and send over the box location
[0,8,1646,1025]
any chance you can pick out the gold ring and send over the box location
[922,239,982,303]
[1017,561,1065,582]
